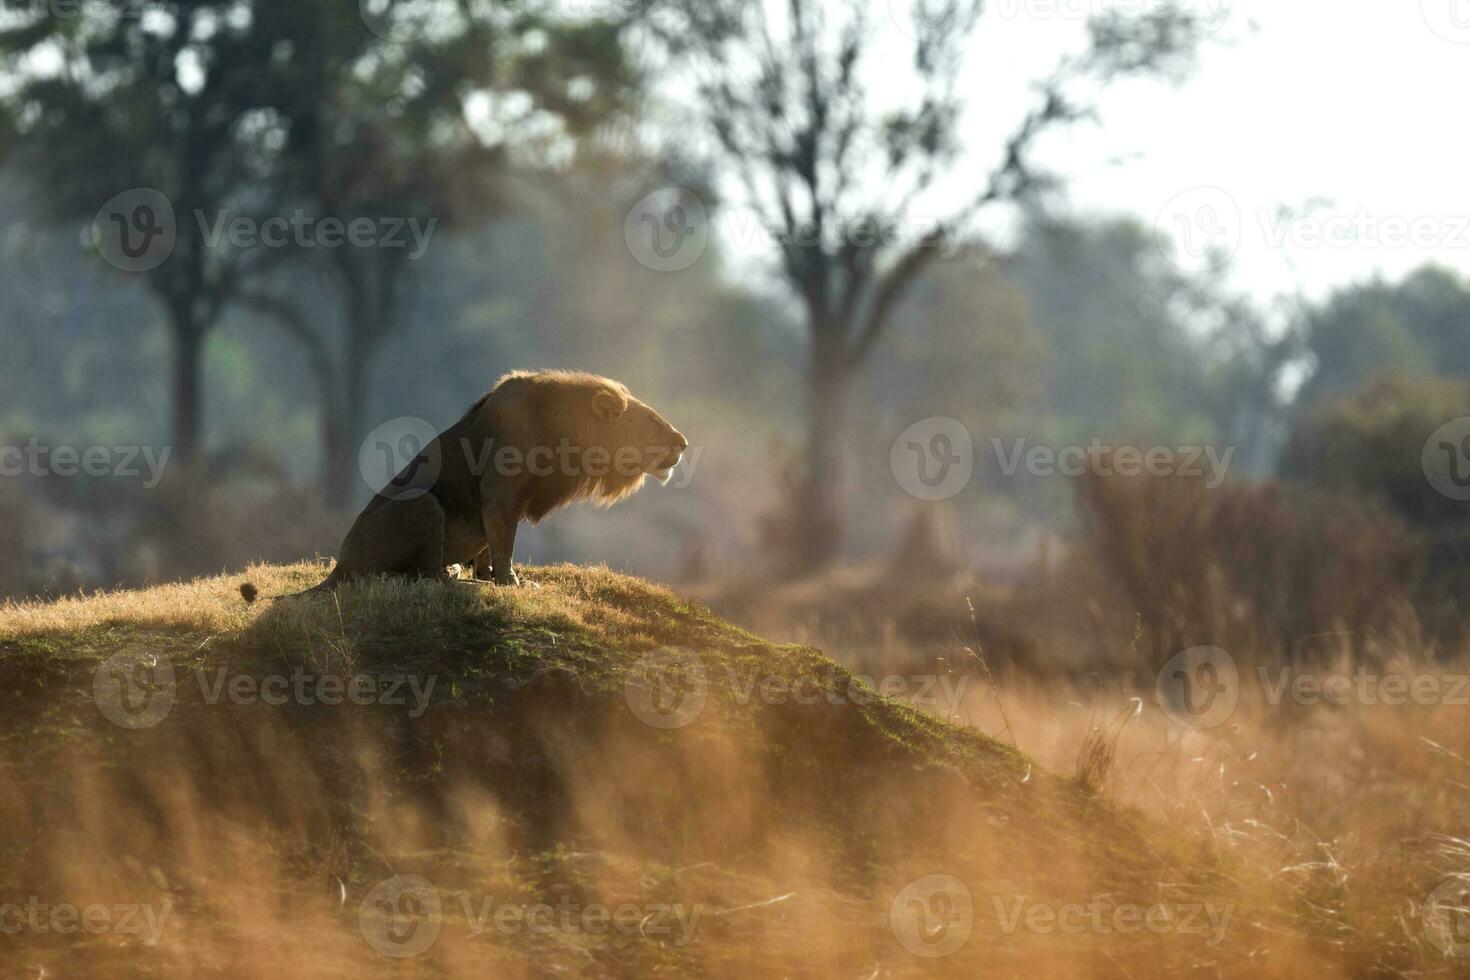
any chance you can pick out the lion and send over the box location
[284,370,687,595]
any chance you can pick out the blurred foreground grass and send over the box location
[0,563,1452,976]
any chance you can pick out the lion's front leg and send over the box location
[482,508,520,586]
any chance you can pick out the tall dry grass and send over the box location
[706,464,1470,975]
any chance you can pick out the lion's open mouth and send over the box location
[650,450,682,482]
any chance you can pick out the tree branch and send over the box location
[234,288,339,407]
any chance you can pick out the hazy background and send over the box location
[0,0,1466,640]
[5,6,1470,973]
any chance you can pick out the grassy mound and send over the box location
[0,563,1309,977]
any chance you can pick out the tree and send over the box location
[1001,215,1294,475]
[236,1,505,505]
[1293,266,1470,414]
[1005,218,1213,442]
[648,0,1211,569]
[1,0,636,497]
[279,8,634,505]
[0,0,307,460]
[1281,374,1470,531]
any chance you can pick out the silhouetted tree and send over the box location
[650,0,1211,569]
[1,0,636,499]
[0,1,311,459]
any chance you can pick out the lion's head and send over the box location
[483,370,688,520]
[590,386,689,485]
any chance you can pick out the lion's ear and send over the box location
[593,390,627,422]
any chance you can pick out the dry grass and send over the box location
[701,515,1470,979]
[5,560,1469,976]
[7,562,1261,978]
[758,600,1470,978]
[0,560,716,656]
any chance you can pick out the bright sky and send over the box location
[956,0,1470,302]
[16,0,1463,309]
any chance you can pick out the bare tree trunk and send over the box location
[322,398,351,508]
[171,314,204,461]
[235,289,351,508]
[795,333,849,570]
[340,297,381,502]
[335,259,398,504]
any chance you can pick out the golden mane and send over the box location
[477,370,649,521]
